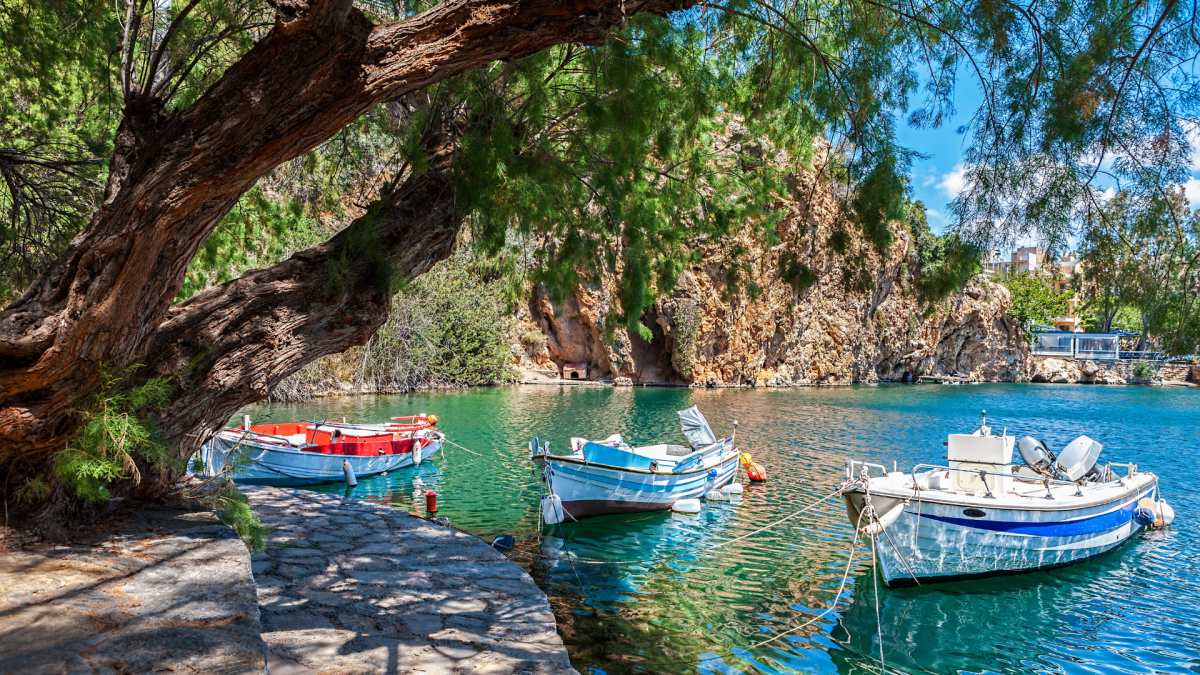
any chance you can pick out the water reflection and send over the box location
[242,384,1200,675]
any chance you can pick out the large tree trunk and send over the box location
[146,125,463,467]
[0,0,699,524]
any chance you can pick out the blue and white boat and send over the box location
[842,413,1169,587]
[532,406,741,524]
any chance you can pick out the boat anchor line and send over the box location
[513,487,846,567]
[441,439,484,456]
[621,480,882,673]
[438,486,884,674]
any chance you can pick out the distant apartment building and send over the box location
[982,246,1047,274]
[982,247,1085,331]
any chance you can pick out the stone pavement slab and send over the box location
[244,487,577,675]
[0,508,265,674]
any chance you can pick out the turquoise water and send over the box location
[239,384,1200,674]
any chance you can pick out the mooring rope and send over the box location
[432,473,892,672]
[442,439,484,456]
[507,486,845,566]
[872,533,887,674]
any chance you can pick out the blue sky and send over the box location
[893,80,1200,238]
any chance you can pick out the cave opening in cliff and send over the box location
[631,309,687,385]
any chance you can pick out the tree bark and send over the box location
[145,128,462,470]
[0,0,699,516]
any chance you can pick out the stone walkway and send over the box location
[0,508,265,674]
[245,487,576,675]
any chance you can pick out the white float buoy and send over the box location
[542,495,565,525]
[724,483,744,494]
[1158,499,1175,527]
[672,499,702,513]
[342,460,357,486]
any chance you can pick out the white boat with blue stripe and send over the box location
[842,412,1169,587]
[532,406,741,523]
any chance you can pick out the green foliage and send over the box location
[1082,305,1140,335]
[1080,188,1200,355]
[275,250,515,398]
[635,321,655,343]
[997,272,1074,341]
[777,251,817,295]
[13,477,50,503]
[1133,361,1155,379]
[3,0,1198,367]
[180,186,331,299]
[210,479,266,551]
[53,364,177,503]
[906,201,983,306]
[0,1,116,304]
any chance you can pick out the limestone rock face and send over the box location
[1031,358,1081,384]
[516,170,1028,386]
[1030,356,1148,385]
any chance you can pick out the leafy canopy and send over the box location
[1080,187,1200,354]
[997,270,1074,339]
[2,0,1198,330]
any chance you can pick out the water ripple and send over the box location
[242,384,1200,675]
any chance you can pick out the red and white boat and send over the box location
[197,415,444,486]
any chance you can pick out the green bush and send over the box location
[275,250,515,398]
[45,364,178,503]
[1133,361,1155,378]
[209,480,267,551]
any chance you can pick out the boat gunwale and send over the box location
[540,448,739,476]
[844,472,1157,513]
[215,430,439,457]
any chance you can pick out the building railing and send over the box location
[1030,333,1159,361]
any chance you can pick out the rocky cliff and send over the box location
[511,169,1030,386]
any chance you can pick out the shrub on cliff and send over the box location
[907,201,982,306]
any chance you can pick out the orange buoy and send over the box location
[741,452,766,482]
[428,414,438,425]
[747,462,767,482]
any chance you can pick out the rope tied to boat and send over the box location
[512,486,845,566]
[441,439,484,456]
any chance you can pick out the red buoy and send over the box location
[425,489,438,513]
[747,462,767,482]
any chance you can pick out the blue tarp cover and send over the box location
[582,441,655,471]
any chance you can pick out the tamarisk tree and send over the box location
[1,0,1196,530]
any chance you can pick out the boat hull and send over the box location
[199,434,441,487]
[546,451,740,520]
[846,479,1157,587]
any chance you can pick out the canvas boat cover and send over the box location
[678,406,717,449]
[581,441,655,471]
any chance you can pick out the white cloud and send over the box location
[1185,177,1200,210]
[925,208,948,233]
[938,164,967,199]
[1186,122,1200,172]
[1101,186,1116,201]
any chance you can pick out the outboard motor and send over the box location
[1017,436,1055,475]
[1083,463,1117,483]
[1056,435,1103,481]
